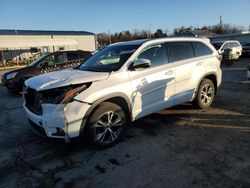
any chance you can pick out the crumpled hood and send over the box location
[25,69,110,91]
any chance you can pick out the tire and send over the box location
[193,79,215,109]
[87,102,127,148]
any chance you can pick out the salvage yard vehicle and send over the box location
[211,40,242,60]
[23,37,222,148]
[1,50,91,93]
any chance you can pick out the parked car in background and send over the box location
[211,40,242,60]
[23,37,222,148]
[1,50,91,93]
[242,43,250,57]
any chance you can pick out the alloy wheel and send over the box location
[200,83,213,105]
[95,111,123,143]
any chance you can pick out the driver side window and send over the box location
[137,44,167,67]
[39,53,64,67]
[222,43,229,50]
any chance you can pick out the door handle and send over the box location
[196,62,202,66]
[165,70,174,75]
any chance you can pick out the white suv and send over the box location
[211,40,242,60]
[23,37,222,148]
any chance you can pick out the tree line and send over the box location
[97,23,245,47]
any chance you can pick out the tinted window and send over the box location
[79,51,91,61]
[193,42,213,56]
[67,52,79,61]
[137,44,167,67]
[167,42,194,62]
[39,53,64,67]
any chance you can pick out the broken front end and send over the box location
[23,84,91,142]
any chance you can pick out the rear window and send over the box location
[167,42,194,62]
[193,42,213,56]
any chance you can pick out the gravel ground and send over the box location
[0,58,249,188]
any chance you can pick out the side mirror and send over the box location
[218,50,224,54]
[130,59,151,70]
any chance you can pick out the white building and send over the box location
[0,29,96,63]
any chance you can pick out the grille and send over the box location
[24,87,43,115]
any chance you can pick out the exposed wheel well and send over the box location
[80,95,132,135]
[203,74,217,94]
[105,97,131,122]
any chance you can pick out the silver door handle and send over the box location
[165,70,174,75]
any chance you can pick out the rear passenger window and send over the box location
[67,52,79,61]
[79,52,91,61]
[193,42,213,56]
[167,42,194,62]
[231,42,239,48]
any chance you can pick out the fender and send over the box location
[79,92,132,135]
[192,71,218,100]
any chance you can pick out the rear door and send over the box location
[79,51,91,64]
[166,41,199,105]
[65,51,81,68]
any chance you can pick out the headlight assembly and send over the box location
[6,72,17,80]
[60,84,88,104]
[39,83,91,104]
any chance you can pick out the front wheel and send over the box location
[87,102,127,148]
[193,79,215,109]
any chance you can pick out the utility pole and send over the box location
[108,30,111,44]
[148,24,152,39]
[219,16,223,28]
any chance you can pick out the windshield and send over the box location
[29,53,48,66]
[211,42,223,50]
[79,44,140,72]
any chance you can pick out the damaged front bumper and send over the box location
[23,100,91,142]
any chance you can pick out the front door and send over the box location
[38,52,66,74]
[128,43,176,120]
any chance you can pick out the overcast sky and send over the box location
[0,0,249,33]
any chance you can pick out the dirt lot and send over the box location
[0,59,250,188]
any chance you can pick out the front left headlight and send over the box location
[6,72,17,80]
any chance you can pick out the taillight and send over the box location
[216,54,223,62]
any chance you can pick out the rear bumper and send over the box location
[23,99,91,141]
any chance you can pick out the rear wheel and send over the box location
[87,102,127,148]
[193,79,215,109]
